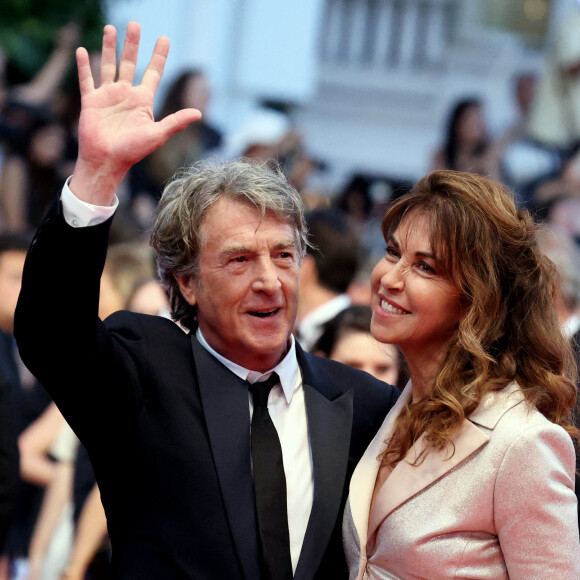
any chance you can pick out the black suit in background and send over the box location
[0,330,19,549]
[15,203,399,579]
[0,327,52,557]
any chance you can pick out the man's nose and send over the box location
[252,258,281,293]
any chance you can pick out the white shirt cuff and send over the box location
[61,177,119,227]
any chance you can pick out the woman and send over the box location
[129,69,222,206]
[313,304,407,389]
[430,99,502,182]
[344,170,580,579]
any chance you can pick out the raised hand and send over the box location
[70,21,202,205]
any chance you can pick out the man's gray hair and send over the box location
[150,159,308,331]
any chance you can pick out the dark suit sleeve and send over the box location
[14,202,140,444]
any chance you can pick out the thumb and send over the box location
[157,108,203,140]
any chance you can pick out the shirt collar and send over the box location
[195,328,301,404]
[297,294,351,349]
[562,313,580,338]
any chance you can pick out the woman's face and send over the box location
[128,280,170,316]
[29,123,66,167]
[370,214,464,367]
[330,330,400,385]
[184,74,210,113]
[457,105,485,144]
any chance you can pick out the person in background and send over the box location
[129,68,223,220]
[295,208,359,351]
[0,235,25,563]
[224,108,320,195]
[0,114,74,231]
[344,170,580,579]
[335,175,374,236]
[312,305,407,389]
[26,241,162,580]
[0,23,79,234]
[0,233,56,580]
[498,72,563,204]
[430,98,502,181]
[536,222,580,531]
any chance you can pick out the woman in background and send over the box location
[129,69,222,206]
[313,305,406,389]
[430,99,502,181]
[344,170,580,579]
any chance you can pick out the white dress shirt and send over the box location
[60,181,314,572]
[562,313,580,339]
[196,329,313,572]
[297,293,351,352]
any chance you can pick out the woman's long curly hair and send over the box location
[380,170,579,468]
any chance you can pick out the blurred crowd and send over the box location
[2,14,580,580]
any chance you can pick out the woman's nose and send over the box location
[381,261,405,291]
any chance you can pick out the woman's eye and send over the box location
[386,246,399,258]
[417,261,435,274]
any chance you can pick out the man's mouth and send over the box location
[249,308,280,318]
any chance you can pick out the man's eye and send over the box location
[232,256,247,263]
[386,246,399,258]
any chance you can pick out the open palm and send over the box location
[71,22,201,202]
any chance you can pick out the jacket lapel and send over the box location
[368,419,489,539]
[294,382,353,580]
[368,382,524,537]
[348,381,412,552]
[469,381,524,429]
[191,337,260,580]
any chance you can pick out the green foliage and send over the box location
[0,0,108,83]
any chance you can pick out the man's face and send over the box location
[177,198,301,372]
[0,250,26,333]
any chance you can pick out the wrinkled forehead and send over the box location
[386,207,454,268]
[199,197,298,243]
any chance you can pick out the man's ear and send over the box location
[175,275,197,306]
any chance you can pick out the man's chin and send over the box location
[246,335,290,364]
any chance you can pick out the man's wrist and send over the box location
[69,157,127,206]
[61,564,85,579]
[61,177,118,227]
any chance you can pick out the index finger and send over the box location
[140,35,170,95]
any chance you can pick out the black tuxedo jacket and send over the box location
[15,204,398,579]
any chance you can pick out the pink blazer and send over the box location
[343,381,580,579]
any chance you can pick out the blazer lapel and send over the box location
[368,418,489,539]
[469,381,524,429]
[369,383,524,531]
[191,337,260,580]
[293,382,353,580]
[348,382,412,552]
